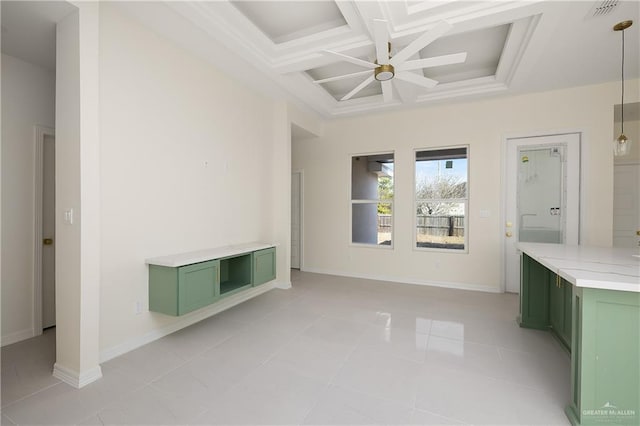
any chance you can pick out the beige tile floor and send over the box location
[1,271,571,425]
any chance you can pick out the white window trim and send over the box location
[349,151,395,249]
[413,145,469,253]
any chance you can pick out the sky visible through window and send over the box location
[416,158,467,184]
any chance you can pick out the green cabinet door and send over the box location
[519,254,551,330]
[177,260,219,315]
[149,259,220,316]
[253,247,276,286]
[549,273,572,350]
[549,272,564,334]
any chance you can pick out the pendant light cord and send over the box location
[621,27,625,134]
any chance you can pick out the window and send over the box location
[351,153,394,246]
[415,147,468,250]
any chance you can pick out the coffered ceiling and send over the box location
[162,0,547,116]
[5,1,639,119]
[154,0,639,118]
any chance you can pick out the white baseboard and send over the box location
[274,280,292,289]
[1,328,35,347]
[53,363,103,388]
[99,282,277,363]
[301,267,501,294]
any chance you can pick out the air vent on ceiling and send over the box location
[589,0,618,17]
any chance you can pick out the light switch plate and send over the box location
[64,208,73,225]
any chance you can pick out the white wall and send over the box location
[53,1,103,387]
[1,53,55,345]
[98,5,282,353]
[293,80,639,292]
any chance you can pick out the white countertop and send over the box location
[517,243,640,293]
[146,242,275,267]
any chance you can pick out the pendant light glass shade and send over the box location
[613,20,633,157]
[613,133,631,156]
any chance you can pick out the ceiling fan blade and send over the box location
[396,52,467,72]
[381,80,393,103]
[373,19,389,64]
[390,21,453,66]
[341,75,375,101]
[395,72,438,89]
[323,50,377,69]
[313,70,372,84]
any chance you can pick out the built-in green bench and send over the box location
[146,243,276,316]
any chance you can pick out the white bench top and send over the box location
[146,242,275,267]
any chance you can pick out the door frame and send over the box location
[500,129,584,293]
[33,125,55,336]
[291,169,304,270]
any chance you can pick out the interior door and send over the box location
[504,133,580,293]
[291,171,301,269]
[42,134,56,328]
[613,163,640,247]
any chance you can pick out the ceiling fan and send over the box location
[314,20,467,102]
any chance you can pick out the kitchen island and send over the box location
[517,243,639,426]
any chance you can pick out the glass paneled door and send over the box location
[504,134,580,293]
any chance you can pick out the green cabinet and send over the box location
[149,259,219,316]
[518,247,639,425]
[518,254,571,351]
[519,251,640,425]
[565,287,640,426]
[253,247,276,286]
[148,245,276,316]
[518,254,550,330]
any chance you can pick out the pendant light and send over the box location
[613,20,633,157]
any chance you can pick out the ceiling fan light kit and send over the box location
[374,64,395,81]
[613,19,633,157]
[317,19,467,103]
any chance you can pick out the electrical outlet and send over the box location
[134,301,143,315]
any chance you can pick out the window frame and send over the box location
[349,151,395,249]
[413,145,469,253]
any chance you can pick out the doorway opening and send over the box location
[291,171,303,270]
[34,126,56,333]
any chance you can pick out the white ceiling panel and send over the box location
[231,1,347,44]
[419,24,509,83]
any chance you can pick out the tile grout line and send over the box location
[299,315,369,424]
[188,308,328,411]
[0,379,64,411]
